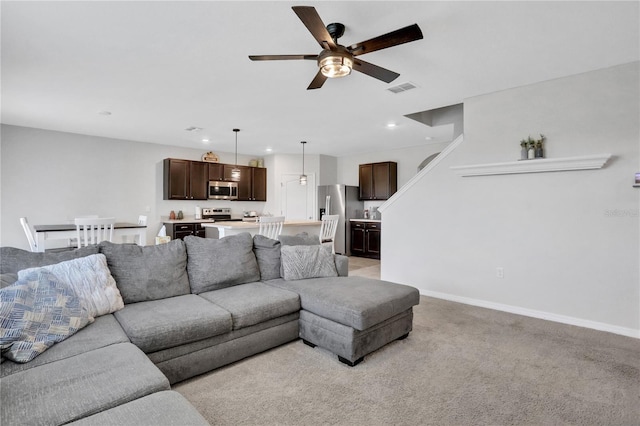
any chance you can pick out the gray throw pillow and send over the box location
[253,235,281,280]
[280,245,338,281]
[0,246,99,275]
[278,232,320,247]
[99,240,190,304]
[184,233,260,293]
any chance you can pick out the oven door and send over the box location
[208,181,238,200]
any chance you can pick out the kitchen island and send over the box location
[202,220,322,239]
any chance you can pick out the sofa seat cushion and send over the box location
[1,314,129,377]
[114,294,232,353]
[264,276,420,331]
[199,282,300,330]
[67,391,209,426]
[0,342,169,426]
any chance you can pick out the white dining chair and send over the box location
[20,217,73,253]
[257,216,285,240]
[74,217,115,247]
[319,214,340,253]
[19,217,39,252]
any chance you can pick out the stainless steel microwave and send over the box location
[208,181,238,200]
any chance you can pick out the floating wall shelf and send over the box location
[451,154,612,177]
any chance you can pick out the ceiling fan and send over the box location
[249,6,423,90]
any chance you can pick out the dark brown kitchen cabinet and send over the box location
[208,163,224,181]
[163,222,206,240]
[359,161,397,200]
[163,159,208,200]
[164,157,267,201]
[350,221,381,259]
[236,166,267,201]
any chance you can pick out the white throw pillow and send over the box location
[280,245,338,281]
[18,254,124,319]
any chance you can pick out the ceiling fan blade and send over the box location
[348,24,423,56]
[249,54,318,61]
[352,59,400,83]
[307,70,328,90]
[292,6,337,50]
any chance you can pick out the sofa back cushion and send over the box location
[184,233,260,293]
[277,232,320,247]
[252,235,281,280]
[0,246,99,275]
[99,240,190,304]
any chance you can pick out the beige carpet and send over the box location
[174,296,640,425]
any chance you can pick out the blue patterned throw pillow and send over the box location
[0,269,92,363]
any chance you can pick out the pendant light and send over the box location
[231,128,241,180]
[299,141,307,185]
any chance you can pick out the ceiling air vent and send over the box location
[387,82,418,94]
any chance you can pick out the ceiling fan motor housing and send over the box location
[326,22,345,41]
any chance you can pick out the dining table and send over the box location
[33,222,147,252]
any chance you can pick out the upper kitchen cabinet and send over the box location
[237,166,267,201]
[163,158,208,200]
[359,161,397,200]
[208,163,224,181]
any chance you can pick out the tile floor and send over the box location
[347,256,380,279]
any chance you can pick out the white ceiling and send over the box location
[2,1,638,157]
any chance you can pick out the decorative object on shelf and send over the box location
[299,141,307,185]
[169,210,176,220]
[535,134,545,158]
[520,140,528,160]
[520,134,545,160]
[202,151,219,163]
[634,172,640,188]
[231,129,241,180]
[257,158,264,168]
[527,137,535,159]
[249,159,258,167]
[177,210,184,220]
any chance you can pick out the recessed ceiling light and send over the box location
[202,138,210,143]
[97,110,112,116]
[185,126,203,132]
[425,136,432,140]
[265,148,273,152]
[386,123,397,128]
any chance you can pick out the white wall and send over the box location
[380,62,640,336]
[0,125,266,249]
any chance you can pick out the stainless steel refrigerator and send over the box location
[317,185,363,255]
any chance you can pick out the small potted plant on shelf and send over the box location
[520,139,528,160]
[527,136,536,159]
[535,134,545,158]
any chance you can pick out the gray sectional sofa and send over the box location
[1,232,419,425]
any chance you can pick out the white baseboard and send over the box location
[420,289,640,339]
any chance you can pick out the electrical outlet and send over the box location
[496,267,504,278]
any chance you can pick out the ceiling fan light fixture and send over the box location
[318,50,353,78]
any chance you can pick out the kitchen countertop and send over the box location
[162,218,244,224]
[202,220,321,229]
[350,219,382,223]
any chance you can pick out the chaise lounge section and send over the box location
[1,232,419,425]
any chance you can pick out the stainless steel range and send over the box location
[201,207,232,221]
